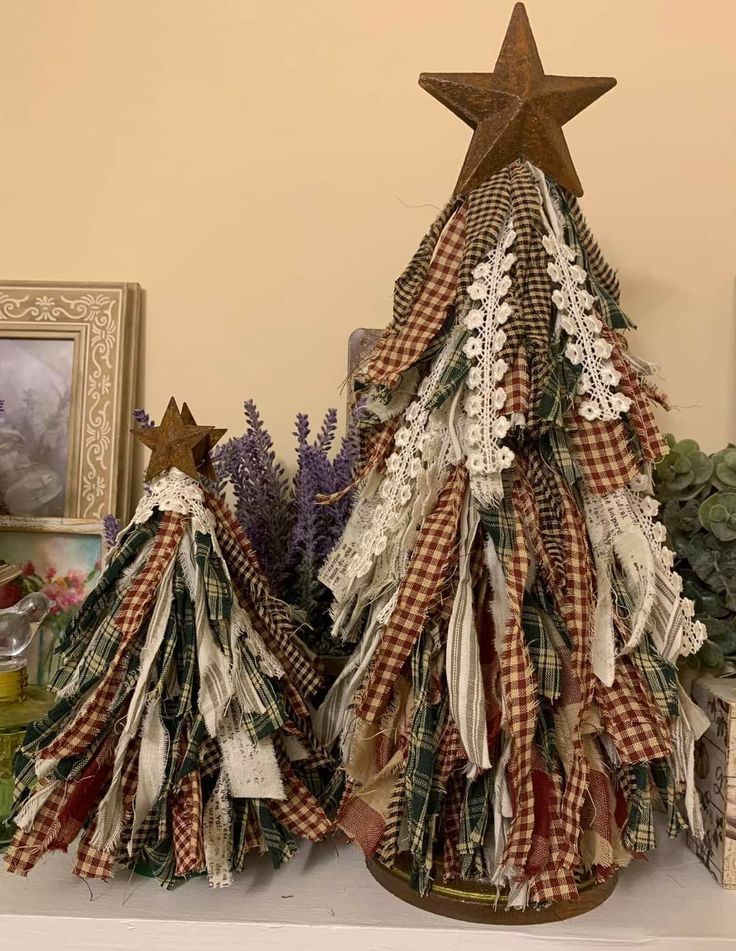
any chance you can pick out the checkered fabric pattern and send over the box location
[504,350,530,418]
[269,744,332,843]
[172,768,204,877]
[527,451,566,592]
[426,333,471,409]
[356,465,468,722]
[365,206,466,390]
[208,493,321,705]
[498,471,539,873]
[619,763,656,852]
[568,416,640,494]
[508,163,554,434]
[114,511,185,637]
[439,769,464,882]
[194,530,233,654]
[605,329,667,463]
[458,771,493,877]
[457,166,512,296]
[598,660,672,764]
[4,783,69,875]
[521,603,561,702]
[393,197,461,328]
[631,635,680,718]
[73,824,113,881]
[256,800,298,868]
[650,757,686,837]
[544,470,596,873]
[551,182,631,334]
[404,629,447,894]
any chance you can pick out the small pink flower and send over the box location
[45,565,57,581]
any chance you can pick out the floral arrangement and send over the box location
[216,401,359,655]
[654,436,736,668]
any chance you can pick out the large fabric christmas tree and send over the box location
[317,4,708,907]
[5,399,334,887]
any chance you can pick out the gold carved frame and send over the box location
[0,282,141,521]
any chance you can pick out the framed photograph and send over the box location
[0,517,104,685]
[0,282,141,521]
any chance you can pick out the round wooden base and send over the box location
[366,856,618,926]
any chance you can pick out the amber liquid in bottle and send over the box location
[0,666,54,847]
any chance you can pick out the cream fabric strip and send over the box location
[446,491,490,770]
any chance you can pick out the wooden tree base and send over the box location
[366,855,618,926]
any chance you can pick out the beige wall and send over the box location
[0,0,733,477]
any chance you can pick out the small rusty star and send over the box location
[134,397,215,483]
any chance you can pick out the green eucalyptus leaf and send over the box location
[700,493,736,541]
[699,640,725,669]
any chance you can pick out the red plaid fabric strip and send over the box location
[337,791,386,857]
[173,769,204,877]
[114,511,185,636]
[270,749,332,843]
[499,470,539,872]
[568,416,640,494]
[5,783,69,875]
[439,770,464,882]
[40,667,123,762]
[357,465,468,722]
[597,660,671,764]
[209,494,321,705]
[605,329,667,463]
[73,825,113,881]
[365,205,466,389]
[529,866,578,904]
[547,474,596,870]
[503,351,530,418]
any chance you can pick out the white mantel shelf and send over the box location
[0,835,734,951]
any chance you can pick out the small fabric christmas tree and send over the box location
[317,4,709,907]
[5,399,334,887]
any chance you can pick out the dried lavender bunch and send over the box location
[216,402,359,653]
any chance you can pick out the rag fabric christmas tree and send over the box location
[5,399,334,887]
[317,4,709,907]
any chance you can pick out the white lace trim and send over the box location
[321,329,460,587]
[460,217,517,506]
[132,468,215,534]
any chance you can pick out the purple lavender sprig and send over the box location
[103,514,122,547]
[133,408,155,428]
[214,401,294,594]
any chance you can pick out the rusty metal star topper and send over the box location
[181,402,226,483]
[134,397,219,483]
[419,2,616,197]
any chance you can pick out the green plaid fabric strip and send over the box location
[620,763,656,853]
[478,481,516,560]
[630,636,680,718]
[650,758,686,837]
[172,563,198,719]
[404,628,444,894]
[535,702,561,775]
[426,330,470,409]
[540,426,580,489]
[194,530,233,658]
[255,800,298,869]
[522,601,561,702]
[458,771,492,880]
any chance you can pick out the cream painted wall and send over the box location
[0,0,733,480]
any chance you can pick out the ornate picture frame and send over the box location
[0,282,141,521]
